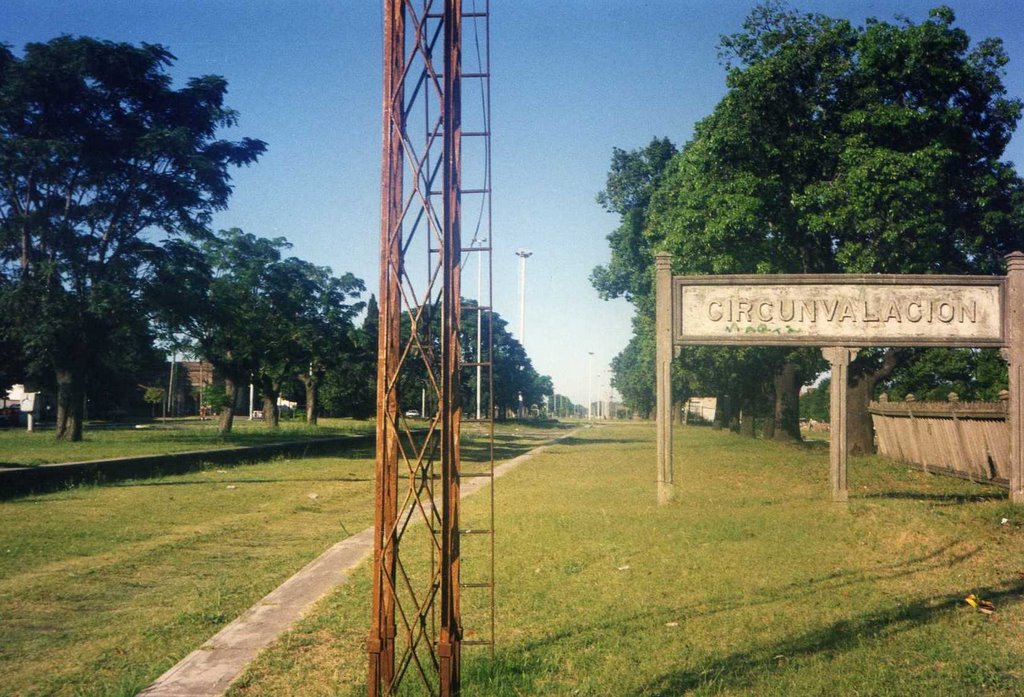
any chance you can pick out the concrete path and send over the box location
[138,431,575,697]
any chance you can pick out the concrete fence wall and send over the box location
[869,400,1009,486]
[0,434,375,499]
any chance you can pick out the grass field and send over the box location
[0,417,376,467]
[0,423,559,697]
[229,422,1024,696]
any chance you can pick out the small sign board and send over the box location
[673,274,1005,348]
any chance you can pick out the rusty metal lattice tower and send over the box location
[369,1,493,695]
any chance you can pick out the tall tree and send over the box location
[645,4,1023,452]
[0,37,265,440]
[278,260,365,426]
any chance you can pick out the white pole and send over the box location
[166,351,176,417]
[476,240,485,420]
[515,248,532,348]
[422,387,426,418]
[249,383,255,420]
[519,255,526,343]
[587,351,594,420]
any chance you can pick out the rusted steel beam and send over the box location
[438,1,462,695]
[368,1,404,693]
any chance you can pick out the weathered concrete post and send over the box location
[1006,252,1024,505]
[655,251,675,504]
[822,347,858,502]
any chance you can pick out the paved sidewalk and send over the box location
[138,431,575,697]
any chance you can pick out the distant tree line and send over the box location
[595,4,1023,451]
[0,35,553,440]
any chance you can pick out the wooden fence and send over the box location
[869,400,1009,486]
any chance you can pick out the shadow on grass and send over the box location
[859,490,1007,504]
[464,563,1018,696]
[630,577,1024,696]
[548,436,648,447]
[505,540,982,661]
[104,477,375,488]
[461,433,558,465]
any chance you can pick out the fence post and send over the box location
[822,347,858,502]
[655,251,675,505]
[1006,252,1024,505]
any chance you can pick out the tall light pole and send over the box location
[587,351,594,420]
[475,237,487,420]
[515,248,532,347]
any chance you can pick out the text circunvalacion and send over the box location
[675,282,1003,344]
[706,297,973,324]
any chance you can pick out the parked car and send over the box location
[404,409,421,418]
[0,407,19,428]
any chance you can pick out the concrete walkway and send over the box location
[138,431,575,697]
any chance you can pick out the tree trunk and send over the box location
[762,415,776,439]
[847,349,905,455]
[218,378,238,435]
[305,378,318,425]
[773,361,802,442]
[673,400,684,424]
[727,394,740,433]
[712,393,726,430]
[847,377,876,455]
[55,368,84,442]
[739,403,756,438]
[263,394,279,429]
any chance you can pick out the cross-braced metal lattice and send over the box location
[369,1,493,695]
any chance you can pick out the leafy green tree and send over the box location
[881,349,1007,402]
[591,137,677,308]
[799,379,830,422]
[321,295,379,419]
[155,229,365,431]
[590,139,681,423]
[273,259,364,425]
[645,4,1023,452]
[609,319,655,418]
[154,229,283,433]
[0,37,265,440]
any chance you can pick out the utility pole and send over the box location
[476,238,487,420]
[515,248,532,347]
[590,359,596,420]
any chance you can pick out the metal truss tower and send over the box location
[369,1,493,695]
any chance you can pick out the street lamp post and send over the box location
[587,351,594,420]
[515,248,533,348]
[476,238,487,420]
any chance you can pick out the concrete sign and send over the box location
[654,253,1024,508]
[674,275,1004,347]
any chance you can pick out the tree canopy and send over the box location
[0,36,265,439]
[596,4,1023,446]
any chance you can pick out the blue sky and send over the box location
[3,1,1022,405]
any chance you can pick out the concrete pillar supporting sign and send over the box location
[1006,252,1024,504]
[822,347,858,502]
[655,251,675,505]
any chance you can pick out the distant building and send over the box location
[685,397,717,423]
[178,360,214,389]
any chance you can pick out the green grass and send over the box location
[0,423,559,697]
[229,422,1024,696]
[0,417,375,467]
